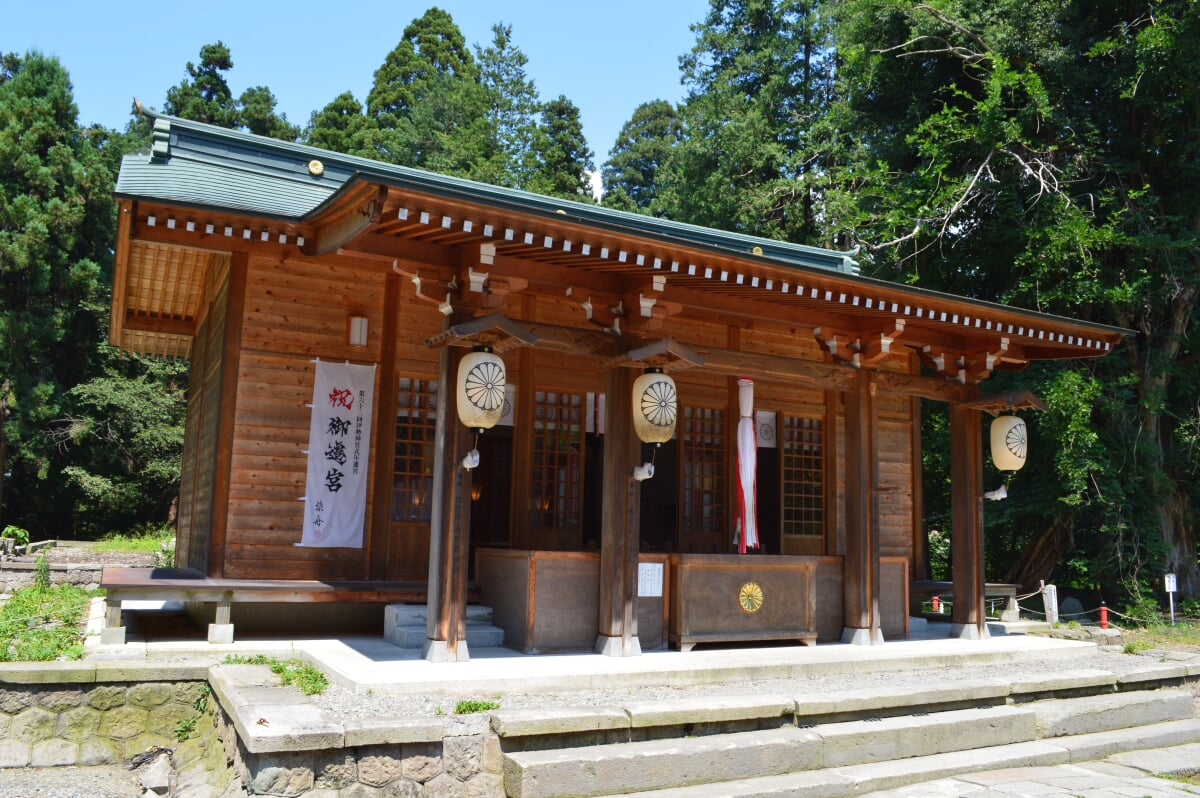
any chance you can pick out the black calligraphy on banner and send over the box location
[302,361,376,548]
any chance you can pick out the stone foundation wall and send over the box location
[0,561,105,592]
[0,679,206,767]
[205,705,504,797]
[0,664,507,797]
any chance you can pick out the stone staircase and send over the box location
[497,669,1200,797]
[383,603,506,649]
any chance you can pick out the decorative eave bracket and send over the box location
[962,389,1048,416]
[601,337,707,373]
[424,312,539,355]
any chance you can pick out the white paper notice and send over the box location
[638,563,664,598]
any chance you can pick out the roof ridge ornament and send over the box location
[150,117,171,164]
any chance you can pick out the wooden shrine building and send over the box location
[106,112,1127,659]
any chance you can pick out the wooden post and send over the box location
[842,370,883,644]
[369,271,401,580]
[209,251,247,578]
[424,343,474,662]
[509,343,535,551]
[949,398,988,639]
[596,366,642,656]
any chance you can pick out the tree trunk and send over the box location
[0,380,7,529]
[1005,515,1074,593]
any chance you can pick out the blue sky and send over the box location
[10,0,709,165]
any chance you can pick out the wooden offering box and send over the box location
[669,554,818,651]
[477,549,670,653]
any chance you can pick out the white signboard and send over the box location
[638,562,664,598]
[298,360,376,548]
[1164,573,1177,593]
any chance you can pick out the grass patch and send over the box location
[0,583,98,661]
[224,654,330,695]
[454,698,500,714]
[1161,769,1200,786]
[174,684,210,742]
[1121,621,1200,654]
[91,529,176,554]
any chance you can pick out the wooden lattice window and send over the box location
[392,377,438,523]
[680,405,725,536]
[781,414,824,538]
[530,390,584,529]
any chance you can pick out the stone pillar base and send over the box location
[841,626,885,645]
[207,623,235,644]
[594,635,641,657]
[100,626,126,646]
[949,622,990,640]
[423,639,470,663]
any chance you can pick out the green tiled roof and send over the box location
[115,111,861,275]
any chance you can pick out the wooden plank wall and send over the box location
[175,262,229,572]
[221,254,387,580]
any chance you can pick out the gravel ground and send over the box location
[0,764,144,797]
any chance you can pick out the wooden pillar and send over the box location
[596,366,642,656]
[368,271,401,580]
[509,344,535,551]
[911,394,929,580]
[424,343,474,662]
[949,397,988,639]
[209,251,247,578]
[842,370,883,644]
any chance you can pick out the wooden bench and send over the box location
[100,567,441,644]
[909,580,1022,621]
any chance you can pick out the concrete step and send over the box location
[617,720,1200,798]
[383,604,505,648]
[1029,687,1195,737]
[502,705,1038,798]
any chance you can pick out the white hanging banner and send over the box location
[736,378,759,553]
[755,409,777,449]
[299,360,377,548]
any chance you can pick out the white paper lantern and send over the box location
[990,415,1027,472]
[457,348,506,432]
[632,369,677,445]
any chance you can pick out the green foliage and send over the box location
[1,526,28,546]
[92,524,176,554]
[1122,640,1151,655]
[174,684,210,741]
[163,42,298,140]
[454,698,500,714]
[34,554,49,590]
[303,92,377,157]
[528,96,595,201]
[223,654,329,695]
[829,0,1200,604]
[1122,594,1164,626]
[364,8,488,174]
[0,51,114,533]
[926,528,950,582]
[473,23,542,189]
[602,100,682,214]
[0,583,96,661]
[663,0,840,243]
[47,360,187,537]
